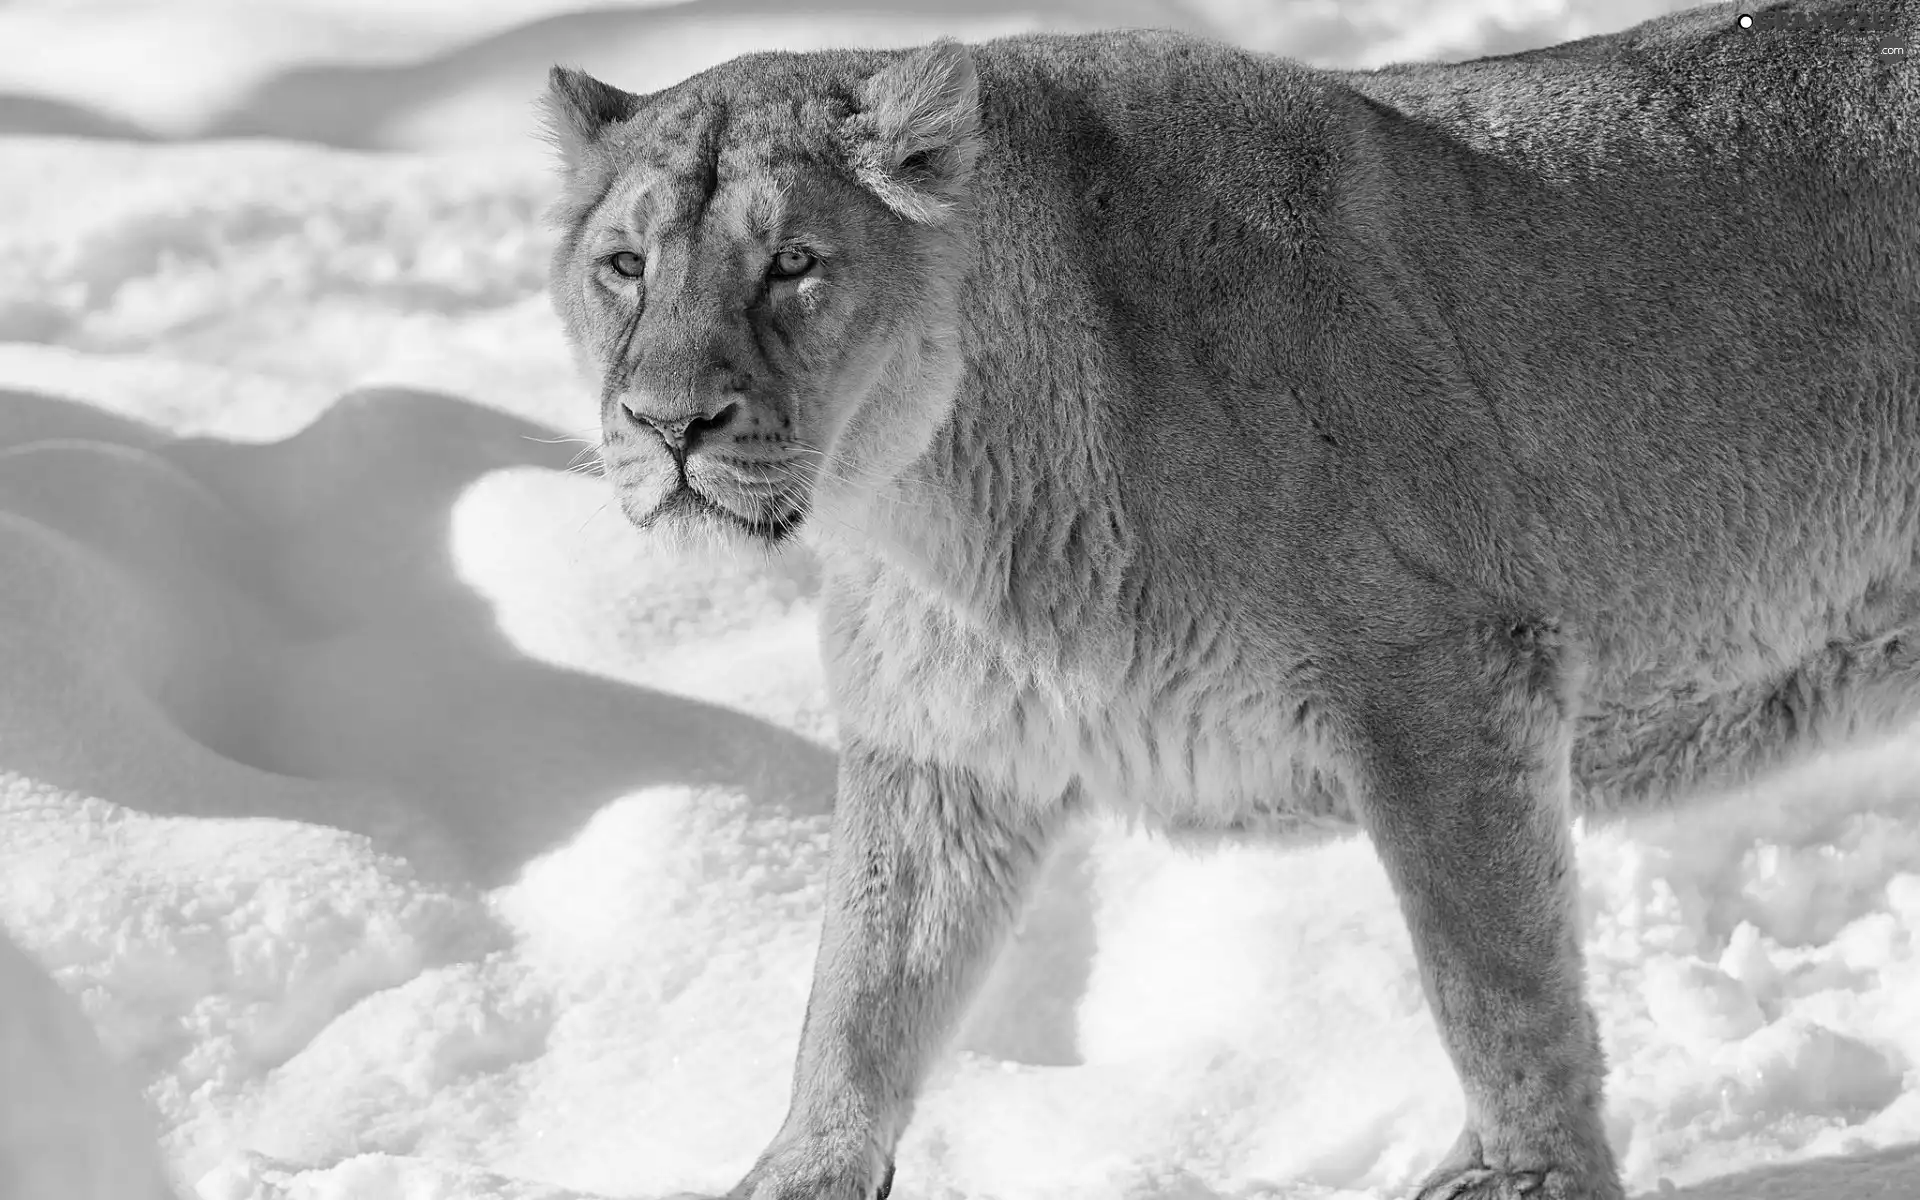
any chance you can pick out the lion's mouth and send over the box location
[640,483,806,544]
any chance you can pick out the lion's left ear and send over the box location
[542,65,642,168]
[850,40,981,224]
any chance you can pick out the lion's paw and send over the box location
[1414,1166,1553,1199]
[1411,1127,1623,1200]
[699,1145,893,1200]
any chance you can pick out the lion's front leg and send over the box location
[729,740,1063,1200]
[1342,625,1623,1200]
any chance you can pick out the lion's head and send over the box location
[542,42,982,550]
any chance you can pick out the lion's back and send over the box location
[935,9,1920,815]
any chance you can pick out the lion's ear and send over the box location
[851,40,981,224]
[542,65,642,167]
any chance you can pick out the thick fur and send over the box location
[543,4,1920,1197]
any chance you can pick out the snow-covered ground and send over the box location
[2,2,1918,1198]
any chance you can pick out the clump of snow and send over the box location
[1643,958,1766,1042]
[2,2,1918,1199]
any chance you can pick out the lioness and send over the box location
[542,2,1919,1196]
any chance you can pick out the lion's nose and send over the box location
[621,396,741,458]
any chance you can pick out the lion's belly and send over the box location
[826,576,1356,837]
[1062,689,1359,839]
[899,674,1355,836]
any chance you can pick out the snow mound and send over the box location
[0,371,837,1196]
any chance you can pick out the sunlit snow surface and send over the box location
[1,3,1917,1199]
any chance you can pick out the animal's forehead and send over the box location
[618,86,845,173]
[630,95,727,165]
[593,92,853,235]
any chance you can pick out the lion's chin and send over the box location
[624,485,806,551]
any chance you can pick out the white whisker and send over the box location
[575,501,611,537]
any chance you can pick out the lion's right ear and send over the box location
[542,65,641,167]
[849,40,982,224]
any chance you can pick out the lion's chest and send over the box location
[825,575,1355,835]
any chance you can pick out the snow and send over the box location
[0,2,1916,1199]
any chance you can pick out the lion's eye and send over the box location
[607,250,645,279]
[769,248,816,280]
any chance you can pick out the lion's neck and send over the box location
[818,88,1153,644]
[831,342,1137,658]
